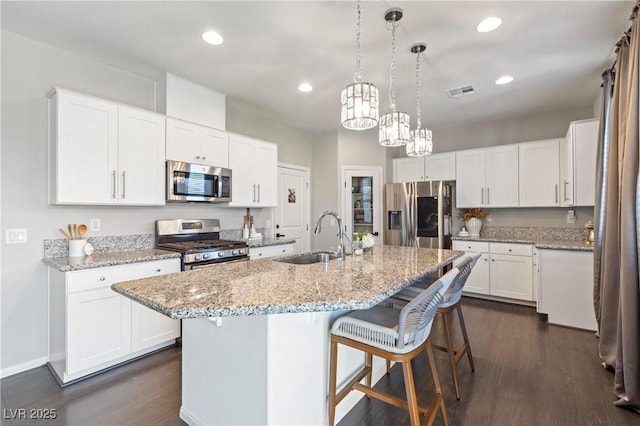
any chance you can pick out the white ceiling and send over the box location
[1,1,634,134]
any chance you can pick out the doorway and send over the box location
[275,164,310,254]
[342,166,383,246]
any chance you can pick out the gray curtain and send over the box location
[594,2,640,411]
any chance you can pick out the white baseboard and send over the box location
[180,406,204,426]
[1,356,48,379]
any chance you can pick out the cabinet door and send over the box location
[200,126,229,168]
[490,254,533,300]
[462,253,490,295]
[67,288,132,374]
[228,134,257,206]
[485,145,519,207]
[393,157,424,182]
[574,119,599,206]
[118,107,166,205]
[129,260,181,352]
[518,139,560,207]
[559,131,574,207]
[424,152,456,181]
[53,90,118,204]
[254,141,278,206]
[166,117,199,163]
[455,149,485,208]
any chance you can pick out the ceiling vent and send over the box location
[446,85,476,99]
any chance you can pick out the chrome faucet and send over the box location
[314,211,345,260]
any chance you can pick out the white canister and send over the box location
[69,239,87,257]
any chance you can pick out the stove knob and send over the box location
[217,251,225,258]
[232,249,239,255]
[203,253,210,259]
[195,254,202,261]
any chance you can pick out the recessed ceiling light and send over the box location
[202,31,223,45]
[298,82,313,93]
[477,17,502,33]
[495,75,514,85]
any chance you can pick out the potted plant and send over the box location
[457,208,489,237]
[353,232,375,254]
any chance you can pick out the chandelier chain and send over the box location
[415,50,421,129]
[354,0,362,83]
[389,19,398,111]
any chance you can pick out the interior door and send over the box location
[275,165,310,254]
[344,167,383,247]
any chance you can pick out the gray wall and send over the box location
[310,131,338,250]
[0,31,312,373]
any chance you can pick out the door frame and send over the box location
[276,162,311,253]
[341,165,384,246]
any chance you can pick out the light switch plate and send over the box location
[90,218,101,232]
[6,228,27,244]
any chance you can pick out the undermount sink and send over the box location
[275,251,340,265]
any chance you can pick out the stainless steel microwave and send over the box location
[166,160,232,203]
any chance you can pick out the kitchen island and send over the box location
[112,246,463,425]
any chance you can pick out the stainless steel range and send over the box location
[156,219,249,270]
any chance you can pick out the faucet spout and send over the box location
[313,211,345,259]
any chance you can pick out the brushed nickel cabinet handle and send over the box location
[122,171,126,199]
[481,188,484,205]
[112,170,116,199]
[555,184,558,203]
[564,181,569,202]
[100,276,106,281]
[253,184,256,202]
[156,268,161,272]
[487,187,490,205]
[257,184,261,203]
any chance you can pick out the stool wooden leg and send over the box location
[401,359,420,426]
[443,310,461,400]
[426,341,449,426]
[385,359,391,373]
[365,352,373,390]
[457,304,475,372]
[328,339,338,426]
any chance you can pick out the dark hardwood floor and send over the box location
[1,298,637,426]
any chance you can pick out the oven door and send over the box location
[185,256,249,270]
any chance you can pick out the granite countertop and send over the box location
[111,246,463,319]
[43,249,182,272]
[453,236,593,252]
[248,238,296,248]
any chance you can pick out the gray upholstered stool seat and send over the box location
[328,268,459,426]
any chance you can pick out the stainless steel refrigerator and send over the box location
[384,181,452,249]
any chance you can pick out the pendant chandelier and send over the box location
[341,0,379,130]
[379,7,411,147]
[406,43,433,157]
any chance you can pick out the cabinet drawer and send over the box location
[67,259,180,293]
[250,244,294,260]
[452,240,489,253]
[490,242,532,256]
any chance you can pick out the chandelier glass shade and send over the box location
[341,82,379,130]
[341,0,379,130]
[379,7,410,146]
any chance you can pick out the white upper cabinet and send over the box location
[392,152,455,183]
[562,118,599,206]
[456,149,485,207]
[227,133,278,207]
[519,139,560,207]
[166,117,229,168]
[456,145,518,208]
[49,88,165,205]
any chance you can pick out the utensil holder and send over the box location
[69,239,87,257]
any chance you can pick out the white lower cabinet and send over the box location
[49,258,181,383]
[453,241,533,301]
[249,244,294,260]
[537,249,596,331]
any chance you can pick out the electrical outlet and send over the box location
[6,228,27,244]
[486,214,493,223]
[90,218,101,232]
[566,209,576,224]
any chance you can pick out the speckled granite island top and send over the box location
[453,236,593,252]
[43,249,181,272]
[111,246,463,319]
[248,238,296,248]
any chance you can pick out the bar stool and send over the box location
[328,268,459,426]
[392,253,481,399]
